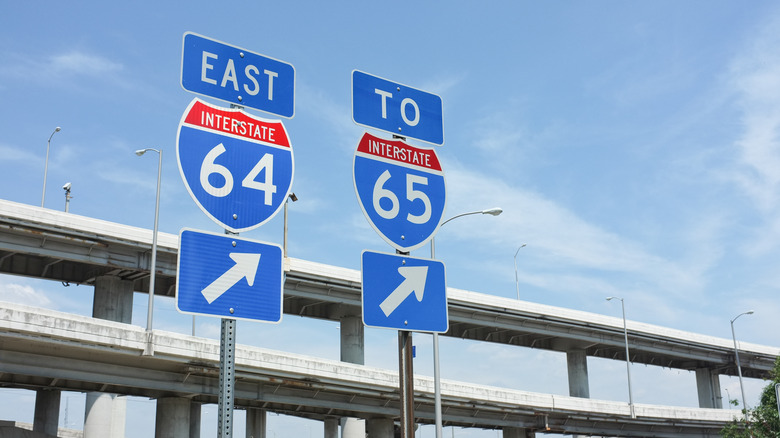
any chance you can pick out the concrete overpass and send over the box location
[0,302,748,437]
[0,198,777,436]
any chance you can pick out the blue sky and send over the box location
[2,1,780,437]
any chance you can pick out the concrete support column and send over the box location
[155,397,190,438]
[112,396,127,436]
[341,418,366,438]
[340,314,365,365]
[324,418,339,438]
[190,402,201,438]
[84,393,122,438]
[366,417,394,438]
[85,275,134,438]
[503,427,536,438]
[566,349,590,398]
[246,408,267,438]
[502,426,534,438]
[565,349,590,438]
[33,389,61,436]
[92,275,134,323]
[695,368,723,408]
[338,312,366,438]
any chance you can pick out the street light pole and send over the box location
[283,193,298,257]
[42,127,61,208]
[431,207,502,438]
[775,383,780,422]
[136,148,162,356]
[513,244,526,300]
[731,310,754,428]
[607,296,635,418]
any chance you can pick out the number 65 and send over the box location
[372,170,431,224]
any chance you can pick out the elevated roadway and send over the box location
[0,199,776,379]
[0,302,744,437]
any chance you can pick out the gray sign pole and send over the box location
[399,329,415,438]
[219,225,240,438]
[218,318,236,438]
[775,383,780,421]
[395,248,415,438]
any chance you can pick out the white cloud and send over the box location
[0,279,53,307]
[50,52,123,76]
[422,72,467,98]
[0,143,39,163]
[0,50,123,82]
[447,164,678,273]
[295,82,363,154]
[729,15,780,213]
[440,163,706,306]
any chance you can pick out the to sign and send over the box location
[176,229,283,322]
[176,98,294,233]
[352,70,444,146]
[181,32,295,118]
[362,250,448,333]
[353,132,446,252]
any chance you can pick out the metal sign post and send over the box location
[399,329,415,438]
[394,248,417,438]
[218,228,239,438]
[218,318,237,437]
[775,383,780,421]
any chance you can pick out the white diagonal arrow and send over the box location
[201,252,262,304]
[379,266,428,317]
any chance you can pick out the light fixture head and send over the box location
[289,193,298,202]
[732,310,755,323]
[55,127,61,132]
[135,149,147,156]
[482,207,503,216]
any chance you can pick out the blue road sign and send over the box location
[181,32,295,118]
[361,250,448,333]
[353,132,446,252]
[176,229,283,323]
[352,70,444,146]
[177,98,294,233]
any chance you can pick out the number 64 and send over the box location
[200,143,277,205]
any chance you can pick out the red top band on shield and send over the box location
[183,99,290,148]
[356,132,441,172]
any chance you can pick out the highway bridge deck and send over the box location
[0,302,744,437]
[0,199,776,379]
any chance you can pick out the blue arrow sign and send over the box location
[181,32,295,118]
[177,98,294,233]
[362,250,448,333]
[176,229,283,323]
[353,132,446,252]
[352,70,444,146]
